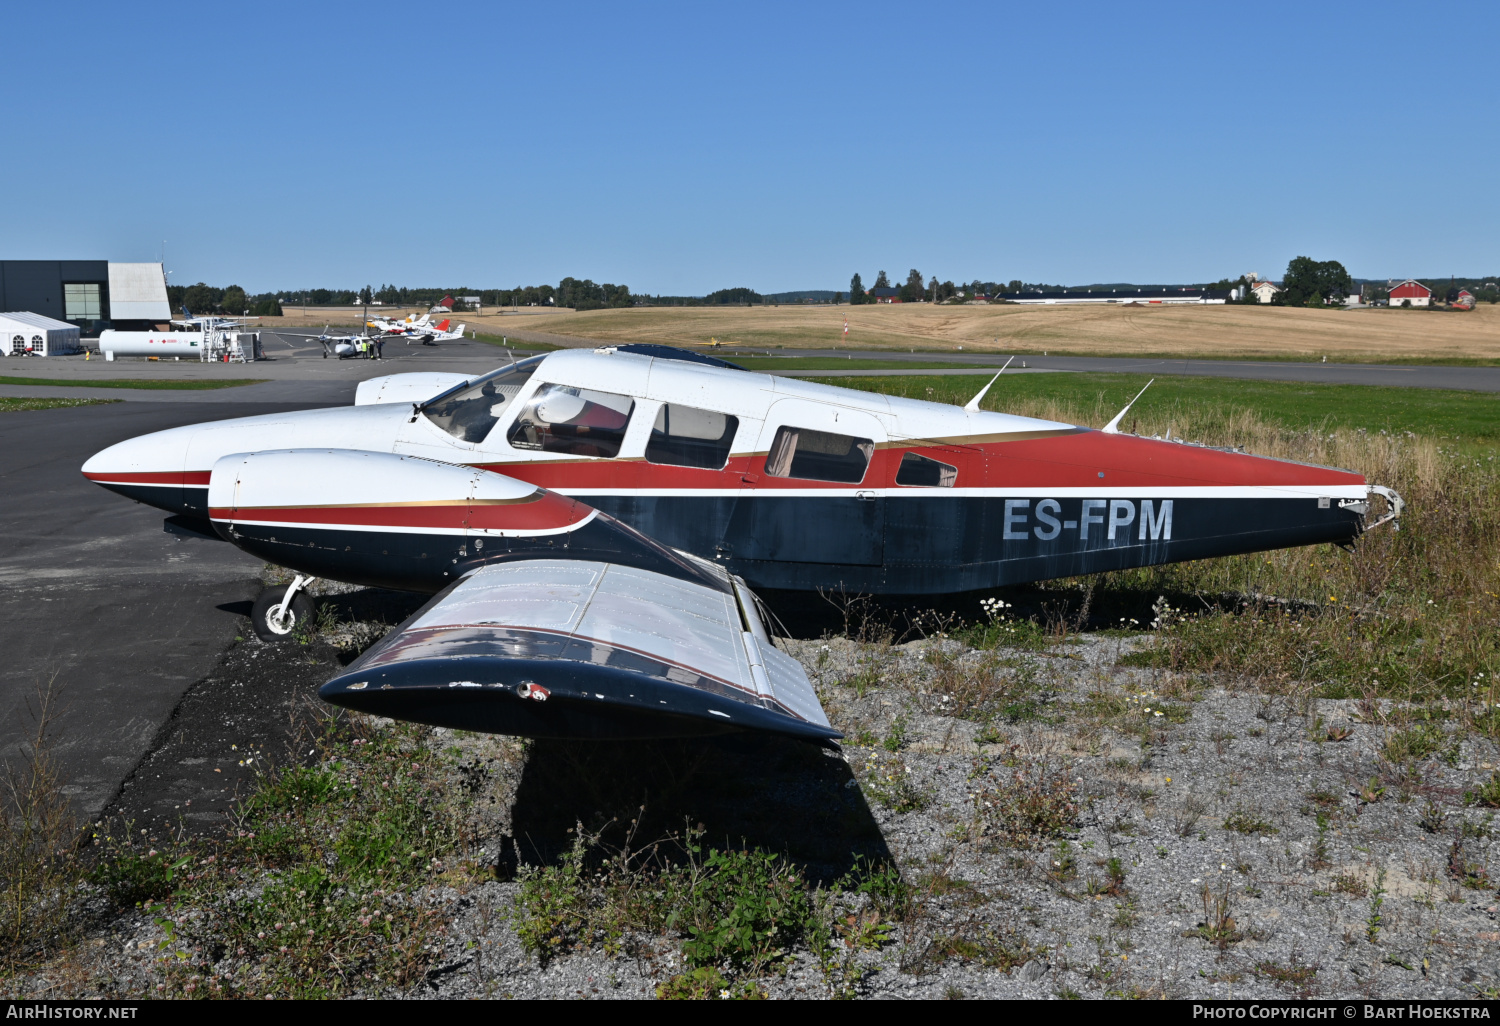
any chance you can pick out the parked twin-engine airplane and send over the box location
[81,345,1401,745]
[366,314,466,344]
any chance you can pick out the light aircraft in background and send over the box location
[80,345,1402,745]
[368,313,431,334]
[367,315,465,345]
[277,326,384,359]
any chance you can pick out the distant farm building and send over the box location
[867,287,902,304]
[1251,281,1282,304]
[1003,287,1230,305]
[1455,289,1476,310]
[431,294,455,312]
[1388,280,1431,307]
[0,311,82,357]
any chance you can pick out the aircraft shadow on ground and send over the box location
[503,734,891,884]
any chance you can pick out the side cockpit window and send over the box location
[645,403,738,469]
[422,359,540,443]
[764,426,873,484]
[507,383,635,458]
[895,451,957,487]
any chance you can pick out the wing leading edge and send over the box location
[320,559,838,743]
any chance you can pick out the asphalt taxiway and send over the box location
[0,401,317,820]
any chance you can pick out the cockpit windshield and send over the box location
[420,357,542,443]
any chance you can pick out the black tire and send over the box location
[251,588,316,642]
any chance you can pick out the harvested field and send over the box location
[262,301,1500,363]
[523,303,1500,363]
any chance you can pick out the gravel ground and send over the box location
[44,606,1500,999]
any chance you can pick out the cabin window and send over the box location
[645,403,738,470]
[507,382,635,458]
[895,451,957,487]
[421,358,540,443]
[764,426,873,484]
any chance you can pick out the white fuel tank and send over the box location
[99,330,203,361]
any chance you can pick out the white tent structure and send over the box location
[0,311,81,357]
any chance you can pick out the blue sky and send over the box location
[1,2,1493,294]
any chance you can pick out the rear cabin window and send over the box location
[507,383,635,458]
[645,403,739,470]
[422,359,540,443]
[764,426,874,484]
[895,451,957,487]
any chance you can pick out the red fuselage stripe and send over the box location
[208,492,588,530]
[477,432,1364,490]
[84,470,211,486]
[98,431,1364,495]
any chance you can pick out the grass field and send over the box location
[0,377,268,390]
[824,372,1500,444]
[0,397,119,412]
[734,357,988,372]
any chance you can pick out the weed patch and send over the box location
[1383,724,1454,765]
[89,717,472,998]
[1184,883,1242,950]
[1222,810,1279,836]
[970,747,1081,850]
[1465,772,1500,808]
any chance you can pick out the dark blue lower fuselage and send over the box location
[153,484,1362,595]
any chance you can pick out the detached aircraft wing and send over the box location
[321,559,837,744]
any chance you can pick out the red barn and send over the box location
[1455,289,1475,310]
[1388,279,1431,307]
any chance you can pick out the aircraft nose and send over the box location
[81,424,202,516]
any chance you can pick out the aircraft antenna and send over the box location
[963,356,1013,412]
[1102,379,1154,434]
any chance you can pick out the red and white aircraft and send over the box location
[367,314,466,343]
[80,345,1400,744]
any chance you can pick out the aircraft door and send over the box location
[724,399,885,566]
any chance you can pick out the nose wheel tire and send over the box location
[251,589,316,642]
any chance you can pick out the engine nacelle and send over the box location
[205,449,719,593]
[354,373,471,406]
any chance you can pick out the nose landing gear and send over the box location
[250,574,317,642]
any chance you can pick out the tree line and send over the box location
[848,270,1030,304]
[167,263,1499,318]
[169,283,282,317]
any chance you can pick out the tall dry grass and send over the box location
[0,685,87,971]
[1026,398,1500,706]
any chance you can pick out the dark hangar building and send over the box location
[0,261,171,334]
